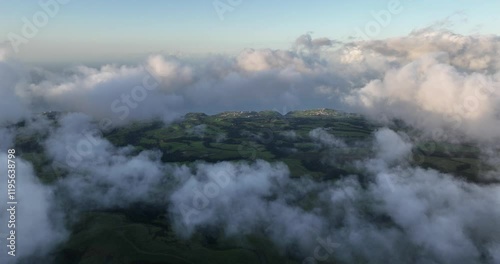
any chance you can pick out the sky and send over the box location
[1,0,499,65]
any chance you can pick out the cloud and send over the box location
[373,128,412,164]
[25,61,186,124]
[294,33,338,52]
[169,160,326,255]
[350,29,500,73]
[281,130,298,140]
[309,127,347,148]
[345,53,500,142]
[44,113,169,209]
[317,129,500,263]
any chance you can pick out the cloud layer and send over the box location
[0,29,499,263]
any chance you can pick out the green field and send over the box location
[12,109,487,263]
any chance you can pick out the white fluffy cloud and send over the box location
[169,160,325,254]
[44,113,169,208]
[346,53,500,142]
